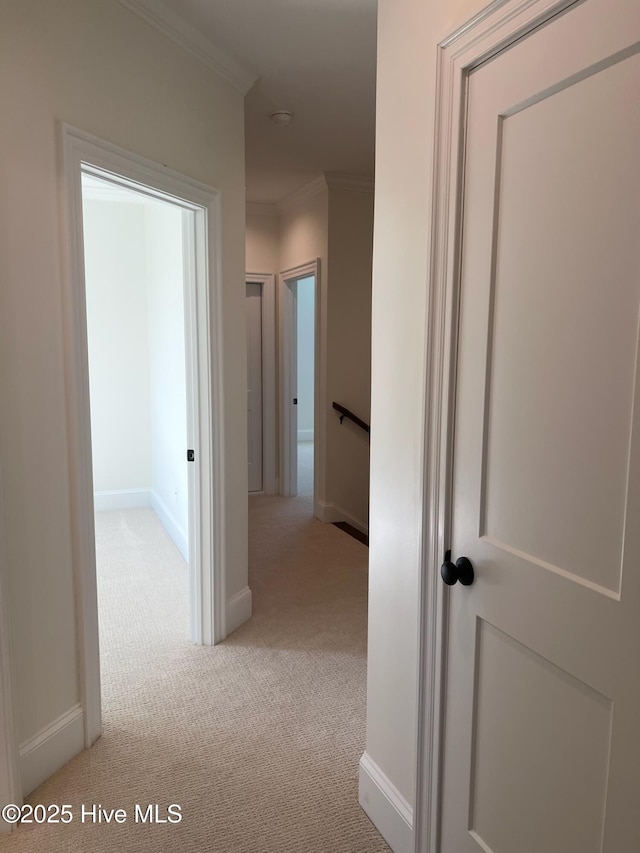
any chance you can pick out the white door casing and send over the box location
[415,1,640,851]
[246,283,263,493]
[60,124,226,748]
[278,260,320,499]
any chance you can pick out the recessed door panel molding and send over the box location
[479,53,640,596]
[469,619,612,853]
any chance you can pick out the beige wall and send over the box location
[0,0,246,747]
[366,0,491,808]
[326,188,374,527]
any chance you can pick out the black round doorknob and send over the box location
[440,558,458,585]
[441,554,475,586]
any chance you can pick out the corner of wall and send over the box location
[150,491,188,562]
[225,587,252,636]
[19,705,85,798]
[317,499,368,535]
[359,751,413,853]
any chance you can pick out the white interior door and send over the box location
[280,276,298,496]
[440,2,640,851]
[246,282,263,493]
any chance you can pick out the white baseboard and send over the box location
[20,705,85,797]
[150,491,188,562]
[93,488,151,511]
[318,499,368,536]
[359,752,413,853]
[225,587,252,636]
[297,430,314,442]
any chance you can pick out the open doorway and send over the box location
[295,275,315,499]
[81,172,196,728]
[279,261,319,505]
[82,174,190,558]
[59,124,226,747]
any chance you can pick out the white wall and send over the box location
[246,208,280,272]
[279,190,329,275]
[84,193,188,558]
[364,0,492,823]
[296,275,315,441]
[84,198,152,497]
[0,0,246,766]
[145,202,189,558]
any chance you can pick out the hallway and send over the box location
[1,492,387,852]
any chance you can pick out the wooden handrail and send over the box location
[332,402,370,436]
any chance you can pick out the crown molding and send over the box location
[119,0,259,95]
[324,172,375,192]
[276,175,328,213]
[248,172,375,218]
[246,201,278,218]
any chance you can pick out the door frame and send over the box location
[246,273,277,494]
[414,0,581,850]
[278,260,321,500]
[59,123,226,749]
[0,459,21,831]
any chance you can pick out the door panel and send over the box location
[469,619,612,853]
[246,283,263,493]
[482,54,640,594]
[440,1,640,850]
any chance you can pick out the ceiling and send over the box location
[121,0,378,204]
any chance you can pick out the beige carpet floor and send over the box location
[1,482,388,852]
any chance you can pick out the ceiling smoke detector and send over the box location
[269,110,294,126]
